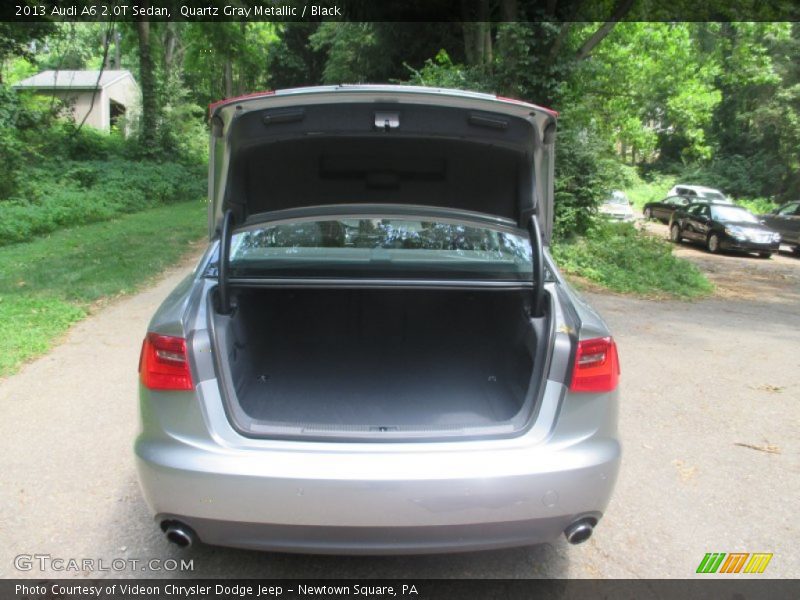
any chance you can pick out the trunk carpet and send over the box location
[236,338,522,428]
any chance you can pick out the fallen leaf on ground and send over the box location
[753,384,784,393]
[734,442,781,454]
[672,459,698,482]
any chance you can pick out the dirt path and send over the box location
[646,220,800,303]
[0,247,798,579]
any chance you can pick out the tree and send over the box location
[0,22,54,83]
[706,22,800,198]
[136,18,158,154]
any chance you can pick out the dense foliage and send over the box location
[551,221,714,298]
[0,156,203,246]
[1,19,797,241]
[0,85,203,245]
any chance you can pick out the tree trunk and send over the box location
[462,22,478,65]
[462,22,492,67]
[164,22,178,81]
[461,0,492,67]
[482,23,493,67]
[236,22,246,95]
[136,17,158,154]
[113,29,121,69]
[102,29,111,68]
[224,59,233,98]
[477,0,492,68]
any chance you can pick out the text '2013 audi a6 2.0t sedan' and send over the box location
[135,85,621,554]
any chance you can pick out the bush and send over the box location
[0,127,25,198]
[551,221,713,299]
[404,50,492,92]
[553,116,635,240]
[736,197,779,215]
[0,159,205,246]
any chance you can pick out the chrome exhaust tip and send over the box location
[564,519,595,545]
[162,521,196,548]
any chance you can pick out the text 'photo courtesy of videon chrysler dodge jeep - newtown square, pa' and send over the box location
[135,85,621,554]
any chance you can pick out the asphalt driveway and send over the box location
[0,246,797,579]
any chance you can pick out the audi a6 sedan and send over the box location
[135,85,621,554]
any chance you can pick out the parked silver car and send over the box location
[599,190,635,222]
[135,86,621,554]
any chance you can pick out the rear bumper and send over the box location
[137,443,618,554]
[153,515,601,555]
[135,393,620,554]
[135,381,620,554]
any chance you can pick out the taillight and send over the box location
[569,337,620,393]
[139,333,193,391]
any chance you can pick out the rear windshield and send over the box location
[227,217,533,281]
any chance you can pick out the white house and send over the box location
[13,70,140,133]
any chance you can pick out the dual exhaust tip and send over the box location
[161,520,196,549]
[564,518,596,545]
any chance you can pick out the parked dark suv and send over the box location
[760,202,800,255]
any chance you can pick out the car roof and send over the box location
[674,184,724,194]
[688,201,748,209]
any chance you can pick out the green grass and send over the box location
[552,222,714,299]
[0,201,206,376]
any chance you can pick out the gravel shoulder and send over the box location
[0,243,797,579]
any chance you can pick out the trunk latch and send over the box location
[374,111,399,132]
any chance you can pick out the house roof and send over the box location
[13,70,135,90]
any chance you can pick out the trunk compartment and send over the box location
[211,287,548,440]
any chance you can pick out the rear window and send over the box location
[227,217,533,281]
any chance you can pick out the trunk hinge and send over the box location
[527,214,546,319]
[218,209,235,314]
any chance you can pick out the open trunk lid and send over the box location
[207,85,557,243]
